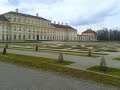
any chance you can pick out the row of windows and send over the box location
[13,35,65,40]
[13,26,66,34]
[1,31,9,33]
[0,25,76,35]
[12,17,49,26]
[1,34,73,41]
[0,25,9,30]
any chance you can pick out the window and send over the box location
[28,30,31,32]
[14,26,16,31]
[41,35,42,39]
[14,18,16,22]
[6,35,8,40]
[2,25,5,30]
[23,35,25,39]
[33,35,35,39]
[18,18,20,22]
[28,35,31,39]
[44,36,46,39]
[19,26,21,31]
[28,19,30,23]
[2,35,4,40]
[23,27,25,31]
[7,26,9,30]
[23,18,26,22]
[31,20,33,23]
[18,35,21,40]
[28,27,31,32]
[14,35,16,40]
[36,21,37,24]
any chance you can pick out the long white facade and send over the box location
[0,10,77,41]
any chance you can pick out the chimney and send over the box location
[16,8,19,13]
[54,21,56,24]
[36,13,39,17]
[61,23,63,25]
[65,23,68,26]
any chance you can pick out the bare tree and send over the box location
[100,56,107,72]
[58,52,64,63]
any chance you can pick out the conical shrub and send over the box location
[88,49,92,56]
[58,52,64,63]
[3,47,7,55]
[6,44,8,49]
[35,45,38,51]
[100,56,107,72]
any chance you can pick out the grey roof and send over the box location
[4,11,50,21]
[51,23,76,30]
[0,15,9,22]
[1,11,77,31]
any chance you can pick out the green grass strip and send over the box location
[113,57,120,60]
[88,66,120,77]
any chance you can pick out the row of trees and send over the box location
[97,28,120,41]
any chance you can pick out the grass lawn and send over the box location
[113,57,120,61]
[0,53,74,66]
[88,66,120,77]
[0,53,120,87]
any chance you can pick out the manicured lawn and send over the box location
[0,53,120,87]
[88,66,120,77]
[0,53,74,66]
[113,57,120,61]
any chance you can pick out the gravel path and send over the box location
[0,48,120,70]
[0,62,118,90]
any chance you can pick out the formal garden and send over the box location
[0,41,120,88]
[1,41,120,57]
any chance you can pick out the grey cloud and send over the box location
[72,3,120,26]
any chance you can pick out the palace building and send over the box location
[0,9,77,42]
[77,28,97,41]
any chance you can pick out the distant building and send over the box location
[0,9,77,42]
[78,28,97,41]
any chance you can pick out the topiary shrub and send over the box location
[6,44,8,49]
[58,52,64,63]
[88,49,92,56]
[100,56,107,72]
[3,47,7,55]
[35,45,38,51]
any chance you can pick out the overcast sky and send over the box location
[0,0,120,33]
